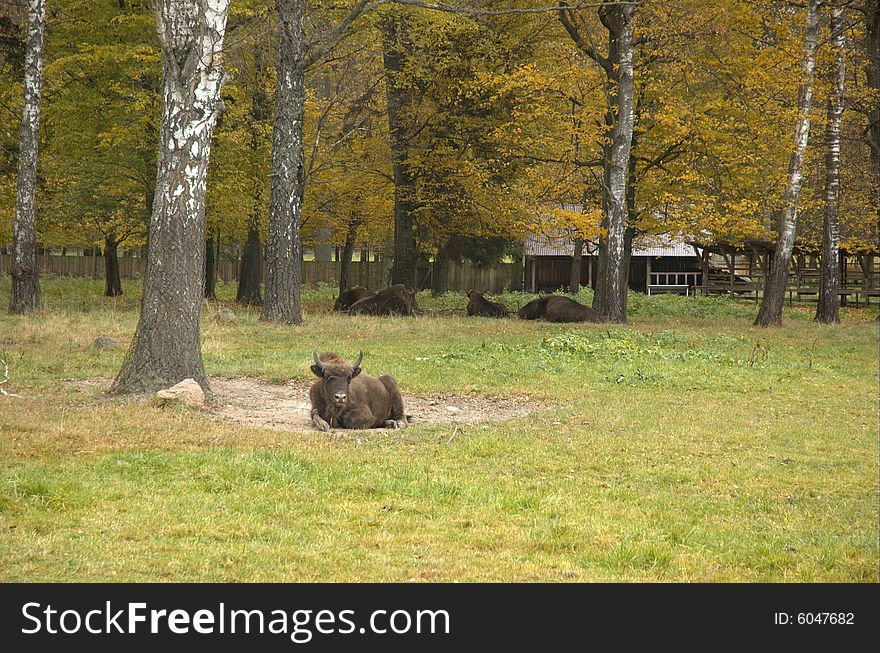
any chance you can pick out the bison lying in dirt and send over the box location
[466,290,508,318]
[517,294,600,323]
[333,287,375,312]
[347,284,416,316]
[309,350,408,431]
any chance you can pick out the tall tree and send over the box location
[112,0,230,393]
[8,0,45,315]
[380,7,419,288]
[816,3,847,323]
[863,0,880,225]
[755,0,822,327]
[262,0,305,323]
[559,0,639,323]
[262,0,373,324]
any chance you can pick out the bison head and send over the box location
[311,349,363,407]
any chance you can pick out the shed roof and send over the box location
[524,232,699,258]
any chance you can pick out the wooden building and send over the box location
[523,233,880,304]
[523,234,704,294]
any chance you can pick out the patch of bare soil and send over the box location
[210,377,542,433]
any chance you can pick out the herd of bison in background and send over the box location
[309,284,599,432]
[332,284,601,322]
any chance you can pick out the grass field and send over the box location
[0,276,877,581]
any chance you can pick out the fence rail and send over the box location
[0,253,515,294]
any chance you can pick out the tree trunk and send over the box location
[204,237,217,300]
[8,0,45,315]
[510,250,524,292]
[112,0,230,393]
[864,0,880,232]
[816,5,846,324]
[104,234,123,297]
[381,12,419,289]
[236,224,263,305]
[755,0,821,327]
[590,4,637,324]
[380,228,394,288]
[262,0,306,324]
[569,238,584,293]
[432,239,452,297]
[339,218,359,292]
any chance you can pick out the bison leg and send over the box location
[379,375,408,428]
[311,408,331,432]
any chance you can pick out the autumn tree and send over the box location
[112,0,230,393]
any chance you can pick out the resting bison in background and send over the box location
[516,294,600,323]
[466,290,508,318]
[333,287,374,312]
[544,296,601,323]
[517,295,551,320]
[348,284,416,316]
[309,350,408,431]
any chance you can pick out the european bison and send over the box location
[466,290,508,318]
[333,287,375,312]
[544,296,601,323]
[348,284,416,316]
[309,350,408,431]
[516,295,551,320]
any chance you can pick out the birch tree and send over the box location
[112,0,230,393]
[261,0,306,323]
[816,4,846,324]
[8,0,45,315]
[755,0,822,327]
[262,0,373,324]
[559,0,639,323]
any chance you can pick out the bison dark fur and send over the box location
[516,295,551,320]
[333,287,375,312]
[347,284,416,316]
[544,296,601,323]
[309,350,407,431]
[466,290,508,318]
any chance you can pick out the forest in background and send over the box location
[0,0,878,389]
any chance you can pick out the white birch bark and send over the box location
[9,0,45,315]
[755,0,822,327]
[113,0,230,393]
[816,4,846,324]
[262,0,306,324]
[595,3,636,323]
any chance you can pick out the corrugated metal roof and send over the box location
[524,232,698,258]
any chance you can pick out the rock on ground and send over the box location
[215,308,237,325]
[156,378,205,407]
[93,336,119,350]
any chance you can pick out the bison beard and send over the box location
[309,350,408,431]
[466,290,508,318]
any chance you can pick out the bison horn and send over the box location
[312,349,325,370]
[352,350,363,369]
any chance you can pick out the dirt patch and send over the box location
[64,377,545,433]
[210,377,542,433]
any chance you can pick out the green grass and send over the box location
[0,275,877,581]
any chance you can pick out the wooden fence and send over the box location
[0,253,515,293]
